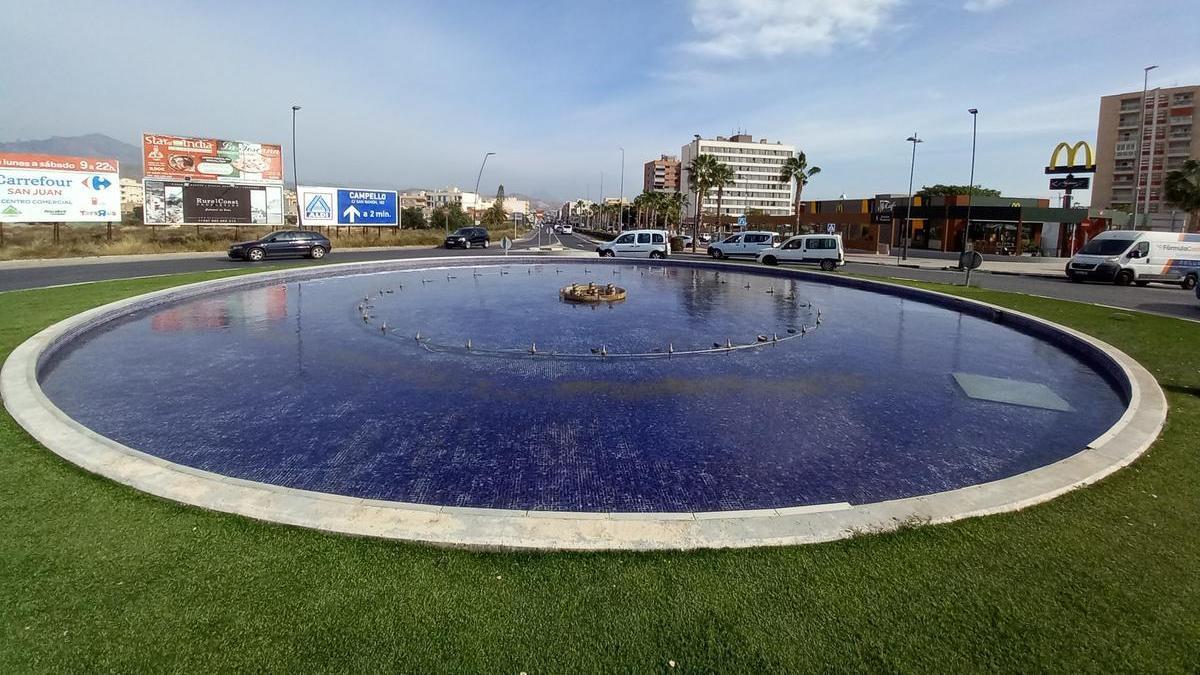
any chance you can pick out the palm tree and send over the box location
[710,163,736,236]
[688,154,721,251]
[779,152,821,234]
[1165,159,1200,232]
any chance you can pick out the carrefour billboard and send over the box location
[143,133,283,184]
[0,153,121,222]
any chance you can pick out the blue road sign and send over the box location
[336,189,397,225]
[737,214,747,227]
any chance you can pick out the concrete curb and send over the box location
[0,256,1167,550]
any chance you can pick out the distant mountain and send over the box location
[0,133,142,177]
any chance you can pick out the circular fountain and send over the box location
[1,257,1165,549]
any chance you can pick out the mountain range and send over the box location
[0,134,561,209]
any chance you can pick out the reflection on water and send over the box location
[39,262,1128,512]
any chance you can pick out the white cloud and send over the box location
[963,0,1012,12]
[681,0,901,59]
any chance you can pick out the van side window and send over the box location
[637,233,651,244]
[651,233,664,243]
[1135,242,1149,257]
[783,239,803,250]
[616,233,635,244]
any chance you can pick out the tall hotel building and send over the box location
[1094,84,1198,230]
[680,133,796,221]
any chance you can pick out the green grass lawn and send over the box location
[1,272,1198,672]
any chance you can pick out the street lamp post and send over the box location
[472,152,495,225]
[291,105,301,228]
[618,147,625,229]
[962,109,978,261]
[901,133,923,262]
[1134,65,1158,229]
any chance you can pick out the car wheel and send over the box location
[1114,270,1134,286]
[1135,280,1150,287]
[819,259,836,271]
[464,241,471,249]
[649,250,664,259]
[762,255,778,266]
[1182,274,1198,291]
[602,249,615,258]
[310,245,326,259]
[483,240,489,248]
[247,247,265,262]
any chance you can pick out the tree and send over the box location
[779,152,821,234]
[710,163,736,233]
[664,192,686,229]
[432,203,472,231]
[688,154,721,250]
[481,194,508,228]
[401,206,427,229]
[1165,160,1200,232]
[917,184,1001,198]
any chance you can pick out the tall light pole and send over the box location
[901,133,923,262]
[962,108,979,259]
[291,105,301,228]
[618,147,625,229]
[1134,65,1158,229]
[472,151,495,225]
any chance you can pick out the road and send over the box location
[3,226,1198,322]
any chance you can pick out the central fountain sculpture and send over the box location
[559,281,626,303]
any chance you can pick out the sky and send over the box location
[2,0,1199,205]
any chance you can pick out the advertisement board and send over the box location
[143,180,283,225]
[0,152,121,222]
[143,133,283,184]
[298,185,398,226]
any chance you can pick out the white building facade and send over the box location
[680,133,796,221]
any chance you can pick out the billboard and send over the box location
[0,152,121,222]
[143,133,283,184]
[143,180,283,225]
[298,185,398,226]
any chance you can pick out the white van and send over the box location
[1066,230,1200,289]
[706,231,781,259]
[597,229,670,259]
[757,234,845,271]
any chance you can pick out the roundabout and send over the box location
[1,256,1166,549]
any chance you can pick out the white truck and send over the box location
[1066,230,1200,289]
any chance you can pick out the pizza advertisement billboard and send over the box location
[143,133,283,184]
[143,180,283,225]
[0,152,121,223]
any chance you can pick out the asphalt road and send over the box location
[3,227,1198,322]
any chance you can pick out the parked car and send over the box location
[559,224,573,234]
[707,231,780,259]
[758,234,844,271]
[228,230,332,261]
[699,233,712,243]
[444,227,490,249]
[1066,230,1200,288]
[597,229,670,258]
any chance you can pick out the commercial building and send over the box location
[119,178,144,215]
[1094,84,1198,230]
[643,155,680,193]
[680,133,795,221]
[723,195,1129,257]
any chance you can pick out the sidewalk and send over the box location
[845,252,1068,278]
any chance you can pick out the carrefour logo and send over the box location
[305,194,332,219]
[83,175,112,190]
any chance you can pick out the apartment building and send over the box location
[119,177,144,214]
[680,133,796,221]
[1094,84,1198,230]
[643,154,680,193]
[427,187,484,212]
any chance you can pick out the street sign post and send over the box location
[826,223,836,234]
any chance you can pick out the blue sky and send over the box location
[3,0,1199,204]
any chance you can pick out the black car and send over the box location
[228,230,332,261]
[444,227,490,249]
